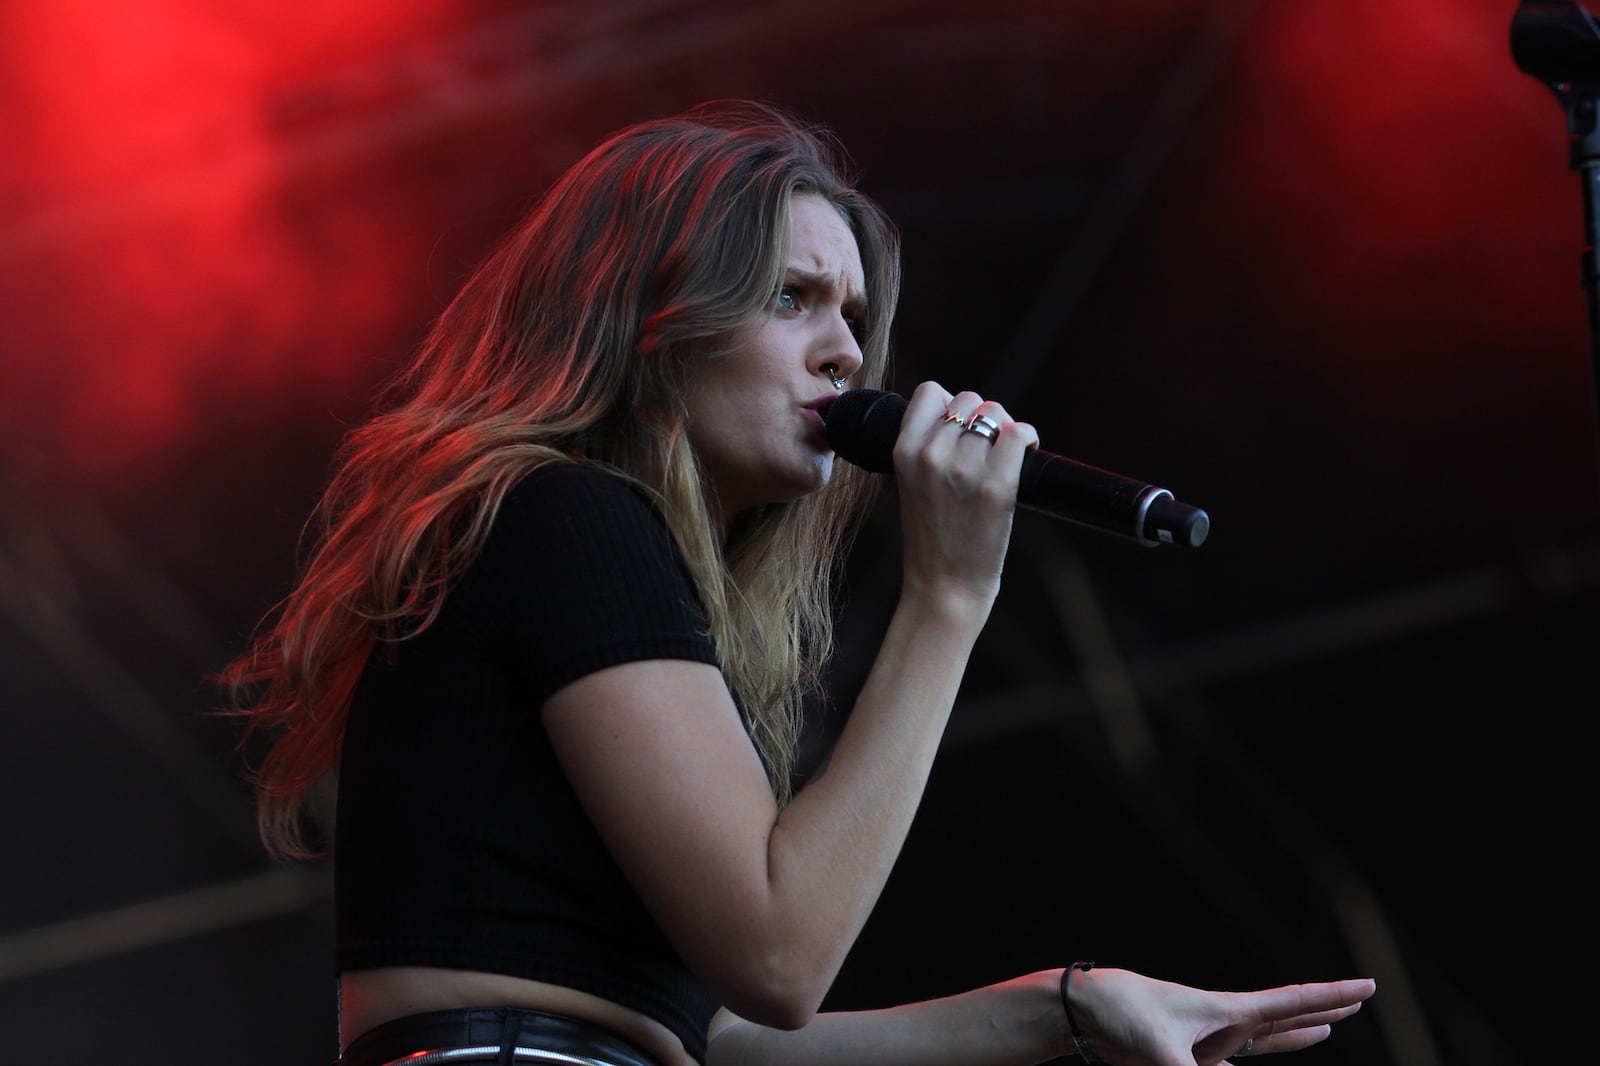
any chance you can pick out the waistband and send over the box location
[337,1007,664,1066]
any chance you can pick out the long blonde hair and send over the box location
[222,101,901,859]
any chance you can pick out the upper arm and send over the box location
[475,466,829,1023]
[542,658,798,1021]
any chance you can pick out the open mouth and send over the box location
[804,393,838,417]
[802,393,839,445]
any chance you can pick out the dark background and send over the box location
[1,2,1593,1063]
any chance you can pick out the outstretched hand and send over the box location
[1066,966,1376,1066]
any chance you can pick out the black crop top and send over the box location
[335,463,724,1061]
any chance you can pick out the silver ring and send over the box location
[963,413,1000,442]
[825,365,847,390]
[1235,1037,1253,1058]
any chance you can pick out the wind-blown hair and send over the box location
[222,101,901,859]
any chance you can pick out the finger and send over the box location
[1240,979,1375,1027]
[900,381,957,436]
[911,386,982,449]
[945,390,985,430]
[951,400,1003,445]
[995,417,1039,453]
[954,400,1040,458]
[1247,1023,1333,1056]
[894,384,964,474]
[1237,995,1368,1057]
[895,386,1012,513]
[970,399,1013,423]
[920,389,989,469]
[1262,1002,1365,1035]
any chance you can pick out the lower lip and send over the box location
[803,408,829,443]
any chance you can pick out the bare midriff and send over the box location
[339,966,698,1066]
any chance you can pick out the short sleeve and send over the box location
[447,463,722,709]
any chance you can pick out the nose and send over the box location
[814,311,864,389]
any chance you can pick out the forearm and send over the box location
[707,969,1070,1066]
[542,587,994,1027]
[757,589,988,1005]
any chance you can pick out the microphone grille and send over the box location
[824,389,905,474]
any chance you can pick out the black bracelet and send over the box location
[1060,961,1101,1063]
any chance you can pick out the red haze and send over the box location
[0,0,466,481]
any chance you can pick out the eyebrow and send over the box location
[786,266,868,316]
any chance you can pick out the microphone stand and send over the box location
[1512,0,1600,439]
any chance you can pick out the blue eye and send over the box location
[776,286,799,311]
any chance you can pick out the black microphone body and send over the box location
[825,389,1210,549]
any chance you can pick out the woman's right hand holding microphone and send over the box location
[889,381,1039,622]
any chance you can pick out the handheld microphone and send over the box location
[825,389,1210,549]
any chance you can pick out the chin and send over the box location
[813,452,835,483]
[730,453,837,513]
[799,453,835,496]
[756,458,834,509]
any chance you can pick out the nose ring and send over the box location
[824,364,847,391]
